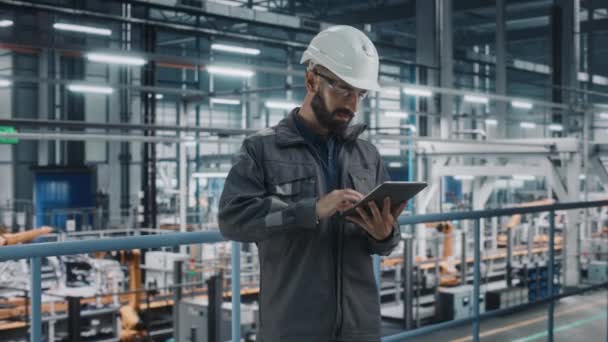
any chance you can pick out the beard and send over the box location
[310,91,354,135]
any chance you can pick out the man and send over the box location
[218,25,407,342]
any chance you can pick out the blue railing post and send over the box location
[548,209,555,342]
[30,257,41,342]
[231,241,241,342]
[373,254,381,286]
[473,219,481,342]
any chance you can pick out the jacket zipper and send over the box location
[334,145,349,337]
[299,142,339,336]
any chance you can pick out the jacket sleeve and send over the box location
[364,152,401,256]
[218,139,318,242]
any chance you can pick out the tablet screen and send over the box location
[342,181,427,217]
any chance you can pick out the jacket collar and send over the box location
[276,108,367,147]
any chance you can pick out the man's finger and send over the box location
[356,207,372,227]
[382,197,391,219]
[369,201,383,223]
[392,201,408,218]
[343,188,365,200]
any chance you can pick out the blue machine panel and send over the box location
[33,168,94,230]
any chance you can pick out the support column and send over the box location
[564,152,582,287]
[141,20,157,228]
[551,0,581,133]
[495,0,508,138]
[552,0,582,288]
[416,0,439,137]
[438,0,454,139]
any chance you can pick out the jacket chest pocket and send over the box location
[265,162,318,202]
[349,168,376,195]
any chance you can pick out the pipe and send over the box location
[30,257,41,342]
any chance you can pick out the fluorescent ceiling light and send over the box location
[211,98,241,105]
[511,100,533,109]
[579,174,586,180]
[403,86,432,97]
[53,23,111,36]
[400,124,417,132]
[192,172,229,179]
[211,43,260,56]
[454,175,474,181]
[67,83,113,94]
[86,52,146,66]
[464,94,489,104]
[598,113,608,119]
[147,93,163,100]
[0,79,11,87]
[384,111,408,118]
[520,122,536,129]
[381,88,401,97]
[265,100,297,110]
[513,175,536,181]
[0,20,13,27]
[388,162,403,168]
[548,124,563,131]
[485,118,498,126]
[207,65,254,78]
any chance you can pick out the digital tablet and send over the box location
[342,181,428,217]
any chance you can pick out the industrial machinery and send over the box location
[177,298,258,342]
[435,285,486,322]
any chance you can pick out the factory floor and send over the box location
[382,289,607,342]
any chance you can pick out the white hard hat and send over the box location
[300,25,382,92]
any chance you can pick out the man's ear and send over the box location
[305,70,318,93]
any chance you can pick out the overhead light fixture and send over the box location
[454,175,474,181]
[0,20,13,27]
[86,52,146,66]
[67,83,113,94]
[579,174,586,180]
[520,122,536,129]
[388,162,403,168]
[400,124,417,133]
[381,88,401,97]
[265,100,297,110]
[147,93,163,100]
[513,175,536,181]
[548,124,563,131]
[207,65,254,78]
[598,112,608,119]
[211,43,260,56]
[485,118,498,126]
[53,23,112,36]
[384,111,408,118]
[192,172,229,179]
[511,100,533,109]
[211,98,241,105]
[464,94,489,104]
[403,86,433,97]
[0,79,11,87]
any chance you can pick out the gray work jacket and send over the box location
[218,109,400,342]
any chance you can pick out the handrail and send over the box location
[0,231,224,261]
[398,199,608,225]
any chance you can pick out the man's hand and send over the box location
[346,197,407,240]
[316,189,364,220]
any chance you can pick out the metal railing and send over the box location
[385,199,608,342]
[0,200,607,341]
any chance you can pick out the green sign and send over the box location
[0,126,18,144]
